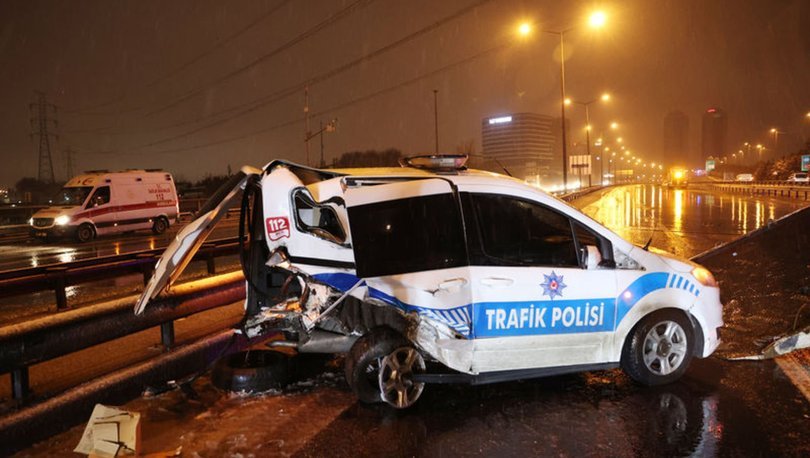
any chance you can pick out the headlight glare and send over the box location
[54,215,70,226]
[692,266,717,287]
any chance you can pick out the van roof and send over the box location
[65,170,173,187]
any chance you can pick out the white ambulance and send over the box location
[136,156,723,409]
[30,169,179,242]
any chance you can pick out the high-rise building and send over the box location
[663,110,690,165]
[481,112,562,187]
[701,107,727,163]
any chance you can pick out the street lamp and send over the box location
[567,92,610,185]
[770,128,781,157]
[517,11,607,190]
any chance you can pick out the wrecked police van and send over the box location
[135,155,723,409]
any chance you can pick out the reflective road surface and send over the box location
[574,184,808,258]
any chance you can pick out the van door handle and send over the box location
[480,277,514,288]
[438,278,467,292]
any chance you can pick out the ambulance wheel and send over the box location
[621,310,694,386]
[152,216,168,234]
[345,327,417,406]
[76,223,95,243]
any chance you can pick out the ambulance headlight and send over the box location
[54,215,70,226]
[28,217,34,226]
[692,266,717,287]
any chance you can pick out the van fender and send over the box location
[609,288,697,361]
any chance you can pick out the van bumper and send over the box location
[30,225,78,239]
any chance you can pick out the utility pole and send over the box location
[433,89,439,154]
[305,118,338,168]
[29,91,58,183]
[304,87,311,167]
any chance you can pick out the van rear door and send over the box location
[135,167,262,314]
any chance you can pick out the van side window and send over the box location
[86,186,110,208]
[293,190,346,244]
[348,193,467,277]
[469,193,578,267]
[572,222,615,268]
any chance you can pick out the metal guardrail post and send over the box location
[136,253,155,285]
[46,267,68,310]
[160,322,175,351]
[204,244,216,275]
[11,367,29,400]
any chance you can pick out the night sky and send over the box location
[1,0,809,187]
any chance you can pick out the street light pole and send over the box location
[558,31,569,189]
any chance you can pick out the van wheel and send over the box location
[151,216,168,234]
[76,223,95,243]
[345,327,421,406]
[378,346,426,409]
[621,310,694,386]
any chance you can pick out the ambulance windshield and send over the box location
[54,186,93,206]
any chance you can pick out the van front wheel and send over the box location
[621,310,694,386]
[151,216,168,235]
[76,223,95,243]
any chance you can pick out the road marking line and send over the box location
[775,348,810,403]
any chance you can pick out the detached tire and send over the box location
[621,310,695,386]
[211,350,290,393]
[345,327,408,404]
[151,216,168,235]
[75,223,95,243]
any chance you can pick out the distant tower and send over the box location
[663,110,690,165]
[29,92,58,183]
[481,112,559,186]
[701,107,727,164]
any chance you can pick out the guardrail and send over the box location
[0,271,249,402]
[0,236,241,310]
[702,181,810,200]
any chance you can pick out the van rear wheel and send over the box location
[151,216,168,234]
[76,223,95,243]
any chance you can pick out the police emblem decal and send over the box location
[541,271,567,300]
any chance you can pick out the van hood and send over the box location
[32,207,79,218]
[647,246,701,273]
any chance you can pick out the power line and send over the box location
[144,0,376,117]
[102,41,509,157]
[62,0,292,115]
[81,0,493,149]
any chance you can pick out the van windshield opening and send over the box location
[54,187,93,206]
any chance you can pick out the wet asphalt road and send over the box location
[0,216,239,272]
[11,184,810,456]
[575,183,808,258]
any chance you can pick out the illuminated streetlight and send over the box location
[517,22,532,36]
[568,92,611,185]
[610,122,619,130]
[516,12,608,189]
[589,11,608,28]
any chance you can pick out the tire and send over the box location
[621,310,695,386]
[344,327,410,404]
[151,216,168,235]
[75,223,95,243]
[211,350,291,393]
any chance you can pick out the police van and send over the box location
[30,169,179,242]
[136,156,723,408]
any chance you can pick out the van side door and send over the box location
[343,177,473,338]
[460,189,619,373]
[84,185,113,234]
